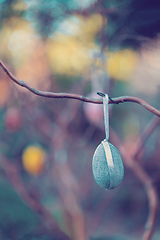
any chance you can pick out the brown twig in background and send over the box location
[1,61,160,117]
[32,94,87,240]
[2,157,70,240]
[130,116,160,159]
[110,129,158,240]
[51,99,86,240]
[54,161,86,240]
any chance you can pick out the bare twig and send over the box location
[54,162,86,240]
[110,129,158,240]
[130,116,160,159]
[2,158,70,240]
[1,61,160,117]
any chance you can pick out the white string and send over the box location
[102,140,115,189]
[103,94,109,141]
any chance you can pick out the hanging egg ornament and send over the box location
[92,93,124,190]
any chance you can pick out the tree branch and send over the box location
[130,116,160,159]
[110,129,158,240]
[2,157,70,239]
[1,60,160,117]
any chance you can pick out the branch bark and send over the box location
[130,116,160,159]
[1,61,160,117]
[110,129,158,240]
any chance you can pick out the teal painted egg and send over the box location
[92,140,124,190]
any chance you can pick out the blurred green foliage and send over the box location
[23,0,97,38]
[1,0,160,47]
[0,0,25,28]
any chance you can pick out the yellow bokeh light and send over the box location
[12,1,27,11]
[47,35,92,75]
[0,17,36,68]
[106,49,138,81]
[47,14,104,76]
[75,14,105,44]
[22,145,46,175]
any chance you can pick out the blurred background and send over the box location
[0,0,160,239]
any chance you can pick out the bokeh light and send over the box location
[22,145,46,175]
